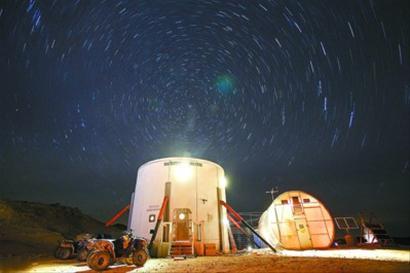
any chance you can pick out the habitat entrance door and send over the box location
[291,195,312,249]
[295,218,312,249]
[172,208,192,241]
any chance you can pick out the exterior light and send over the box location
[220,176,228,188]
[178,213,186,220]
[223,218,229,226]
[174,162,193,182]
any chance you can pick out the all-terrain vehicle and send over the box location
[55,233,112,261]
[86,231,149,271]
[55,233,94,260]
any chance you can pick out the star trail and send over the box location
[0,1,409,235]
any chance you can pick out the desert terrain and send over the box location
[2,249,406,273]
[0,199,123,257]
[1,200,409,273]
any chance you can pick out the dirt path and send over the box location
[137,254,410,273]
[12,252,409,273]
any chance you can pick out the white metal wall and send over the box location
[128,157,230,253]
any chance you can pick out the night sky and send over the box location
[1,1,409,236]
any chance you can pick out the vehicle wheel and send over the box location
[77,248,89,261]
[55,247,62,259]
[87,250,111,271]
[132,249,149,267]
[124,256,134,265]
[55,247,72,260]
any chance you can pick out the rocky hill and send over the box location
[0,199,124,256]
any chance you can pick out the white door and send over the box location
[295,218,312,249]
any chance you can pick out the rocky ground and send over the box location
[1,200,409,273]
[4,250,408,273]
[0,199,124,257]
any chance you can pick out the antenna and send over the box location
[265,186,279,201]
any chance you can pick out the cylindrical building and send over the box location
[128,157,230,257]
[258,190,335,250]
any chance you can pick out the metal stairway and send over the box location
[170,241,194,256]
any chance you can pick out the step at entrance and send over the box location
[170,241,193,256]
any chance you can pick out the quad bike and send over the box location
[55,233,102,261]
[86,233,149,271]
[55,238,90,260]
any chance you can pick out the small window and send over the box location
[292,196,300,205]
[149,214,156,223]
[303,198,310,203]
[292,196,303,215]
[281,200,288,204]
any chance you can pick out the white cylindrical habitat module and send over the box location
[128,157,230,257]
[258,190,334,250]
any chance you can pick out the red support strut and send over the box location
[220,200,243,222]
[105,204,130,227]
[227,214,248,235]
[220,200,277,253]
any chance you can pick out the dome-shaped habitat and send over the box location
[258,190,335,250]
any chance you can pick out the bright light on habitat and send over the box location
[174,162,193,182]
[220,176,228,188]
